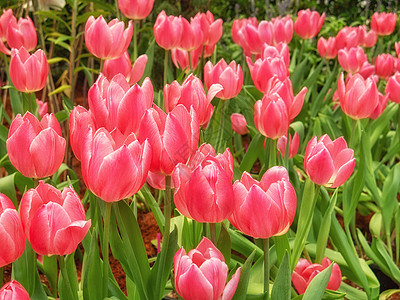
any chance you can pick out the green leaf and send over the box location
[0,173,17,207]
[58,254,79,300]
[381,163,400,238]
[139,185,164,232]
[82,231,103,300]
[271,251,291,300]
[239,133,265,172]
[232,250,256,300]
[217,222,231,265]
[303,263,333,300]
[48,85,71,96]
[34,10,70,30]
[140,39,155,84]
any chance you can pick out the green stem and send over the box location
[114,0,121,19]
[0,267,3,286]
[268,138,277,168]
[263,238,270,300]
[349,119,358,149]
[216,100,226,152]
[188,50,193,73]
[132,20,138,61]
[163,50,169,86]
[163,176,172,250]
[69,0,78,104]
[100,59,104,74]
[102,202,113,298]
[210,223,217,245]
[34,178,39,188]
[58,256,76,300]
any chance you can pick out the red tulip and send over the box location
[338,46,367,74]
[231,113,248,135]
[6,16,37,52]
[20,182,91,256]
[174,237,241,300]
[9,47,48,93]
[374,53,395,79]
[304,134,355,188]
[173,144,234,223]
[154,11,182,50]
[118,0,154,20]
[277,132,299,159]
[261,43,290,68]
[386,72,400,103]
[292,258,342,295]
[317,37,337,59]
[228,166,296,239]
[371,12,397,36]
[337,72,379,119]
[294,9,325,40]
[179,17,203,51]
[129,54,148,85]
[0,194,25,267]
[7,112,65,178]
[170,47,201,71]
[358,61,376,80]
[85,15,132,60]
[0,280,30,300]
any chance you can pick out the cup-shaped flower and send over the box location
[369,92,389,119]
[374,53,395,79]
[231,113,248,135]
[228,166,296,239]
[386,72,400,103]
[204,59,243,100]
[9,47,48,93]
[173,145,234,223]
[232,17,258,46]
[0,9,15,41]
[337,72,379,119]
[238,23,263,55]
[85,15,132,60]
[292,258,342,294]
[338,46,367,74]
[195,11,223,49]
[271,15,294,45]
[171,47,201,71]
[174,237,241,300]
[304,134,355,188]
[154,11,182,50]
[69,106,95,161]
[118,0,154,20]
[317,37,337,59]
[358,25,377,48]
[6,16,37,52]
[261,43,290,68]
[294,9,325,40]
[0,280,30,300]
[20,182,91,256]
[138,104,199,175]
[179,17,204,51]
[0,194,25,267]
[335,27,359,50]
[277,132,299,159]
[7,112,65,178]
[371,12,397,36]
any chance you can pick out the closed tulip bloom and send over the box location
[374,53,395,79]
[129,54,148,85]
[338,46,367,74]
[337,72,379,119]
[386,72,400,103]
[174,237,241,300]
[85,15,132,60]
[370,92,389,119]
[317,37,337,59]
[371,12,397,36]
[170,47,201,71]
[231,113,248,135]
[232,17,257,46]
[0,194,25,267]
[238,23,263,55]
[0,281,30,300]
[179,17,204,51]
[261,43,290,68]
[195,11,223,48]
[6,17,37,52]
[69,106,95,161]
[294,9,325,39]
[277,132,299,159]
[118,0,154,20]
[20,182,91,256]
[204,59,243,100]
[9,47,48,93]
[138,104,199,175]
[173,145,234,223]
[154,11,182,50]
[0,9,14,41]
[292,258,342,295]
[36,99,48,118]
[7,112,65,178]
[304,134,355,188]
[335,27,359,50]
[229,166,296,239]
[271,15,293,45]
[358,25,377,48]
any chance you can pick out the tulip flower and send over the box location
[228,166,297,239]
[277,132,300,159]
[6,16,37,52]
[358,61,376,80]
[317,37,337,59]
[179,17,203,51]
[294,9,325,40]
[261,43,290,68]
[335,27,359,50]
[338,46,367,74]
[154,11,182,50]
[374,53,395,79]
[204,59,243,100]
[194,11,223,49]
[138,104,199,175]
[231,113,248,135]
[304,134,355,188]
[170,47,201,71]
[292,258,342,294]
[9,47,48,93]
[0,194,25,267]
[238,22,263,55]
[358,25,377,48]
[0,280,30,300]
[386,72,400,103]
[271,15,294,45]
[232,17,258,46]
[174,237,241,300]
[36,99,48,118]
[0,9,14,41]
[369,92,389,119]
[118,0,154,20]
[395,42,400,57]
[173,145,234,223]
[371,12,397,36]
[337,72,379,119]
[20,182,91,256]
[85,15,132,60]
[7,112,65,178]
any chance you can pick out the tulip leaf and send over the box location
[58,254,79,300]
[48,85,71,96]
[0,173,17,207]
[217,222,231,265]
[381,163,400,240]
[229,228,263,261]
[42,255,58,297]
[82,231,103,300]
[291,56,309,93]
[302,263,333,300]
[140,39,155,84]
[239,133,265,173]
[139,185,165,232]
[9,85,23,116]
[232,249,256,300]
[271,251,291,300]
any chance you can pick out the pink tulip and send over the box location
[374,53,395,79]
[232,17,258,46]
[317,37,337,59]
[228,166,296,239]
[292,258,342,295]
[294,9,325,40]
[370,92,389,119]
[174,237,241,300]
[395,42,400,57]
[337,72,379,119]
[304,134,355,188]
[7,112,65,178]
[9,47,48,93]
[0,9,14,41]
[194,11,223,48]
[129,54,148,85]
[335,27,359,50]
[20,182,91,256]
[231,113,248,135]
[0,194,25,267]
[277,132,299,159]
[173,144,234,223]
[6,16,37,52]
[0,280,30,300]
[358,61,376,80]
[170,47,201,71]
[238,22,263,55]
[386,72,400,103]
[338,46,367,74]
[358,25,377,48]
[138,104,199,175]
[371,12,397,36]
[204,59,243,100]
[271,15,294,45]
[36,99,48,118]
[118,0,154,20]
[154,11,182,50]
[179,17,203,51]
[261,43,290,68]
[85,15,132,60]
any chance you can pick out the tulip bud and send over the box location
[317,37,337,59]
[6,16,37,52]
[0,280,30,300]
[371,12,397,36]
[294,9,325,40]
[374,53,395,79]
[154,11,182,50]
[231,113,248,135]
[395,42,400,57]
[369,92,389,119]
[179,17,204,51]
[277,132,299,159]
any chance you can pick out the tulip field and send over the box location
[1,0,400,299]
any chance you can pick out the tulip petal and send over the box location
[177,264,214,300]
[222,267,241,300]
